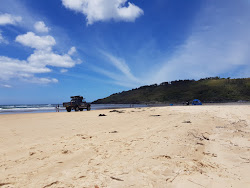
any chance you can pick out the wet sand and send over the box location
[0,105,250,187]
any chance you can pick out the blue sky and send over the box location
[0,0,249,104]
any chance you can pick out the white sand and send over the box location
[0,105,250,187]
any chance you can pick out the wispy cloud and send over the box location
[60,69,68,73]
[22,77,58,84]
[153,0,250,83]
[81,1,250,88]
[101,51,139,82]
[88,51,145,87]
[1,84,12,88]
[0,30,8,44]
[0,0,41,31]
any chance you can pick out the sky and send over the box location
[0,0,249,104]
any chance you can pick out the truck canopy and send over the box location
[70,96,84,100]
[70,96,86,102]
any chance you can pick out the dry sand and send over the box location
[0,105,250,188]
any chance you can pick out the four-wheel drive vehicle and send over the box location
[63,96,91,112]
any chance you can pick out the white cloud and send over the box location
[61,0,144,25]
[68,46,76,55]
[0,31,3,42]
[0,56,51,81]
[0,30,8,44]
[60,69,68,73]
[1,84,12,88]
[28,50,76,68]
[34,21,50,33]
[15,32,56,50]
[0,51,73,84]
[23,77,58,84]
[0,13,22,25]
[0,32,79,85]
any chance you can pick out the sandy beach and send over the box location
[0,105,250,188]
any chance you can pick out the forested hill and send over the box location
[92,77,250,104]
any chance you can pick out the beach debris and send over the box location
[29,152,36,156]
[188,132,204,141]
[182,120,191,123]
[61,150,70,154]
[161,155,171,159]
[76,134,92,139]
[43,181,59,188]
[212,153,217,157]
[110,176,124,181]
[109,131,118,133]
[187,179,206,188]
[201,133,210,140]
[203,152,211,156]
[0,183,12,186]
[169,171,180,183]
[151,115,161,117]
[95,185,99,188]
[240,157,250,163]
[196,142,204,145]
[227,140,239,147]
[188,131,210,141]
[154,155,171,159]
[109,110,125,113]
[99,114,107,116]
[202,152,216,157]
[82,136,92,139]
[216,126,226,128]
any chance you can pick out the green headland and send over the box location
[93,77,250,104]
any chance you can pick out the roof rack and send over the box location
[70,96,84,100]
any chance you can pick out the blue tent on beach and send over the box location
[192,99,202,105]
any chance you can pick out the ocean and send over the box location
[0,104,148,114]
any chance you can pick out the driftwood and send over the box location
[110,110,125,113]
[110,176,124,181]
[43,181,59,188]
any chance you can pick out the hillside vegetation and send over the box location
[92,77,250,104]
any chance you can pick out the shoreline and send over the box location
[0,104,148,115]
[1,102,250,115]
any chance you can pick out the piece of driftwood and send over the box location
[110,176,124,181]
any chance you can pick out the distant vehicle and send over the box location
[63,96,91,112]
[192,99,202,105]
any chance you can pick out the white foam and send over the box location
[0,107,56,112]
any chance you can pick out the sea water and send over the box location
[0,104,148,114]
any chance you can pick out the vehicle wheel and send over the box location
[79,108,83,111]
[87,105,91,111]
[75,107,79,111]
[66,107,71,112]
